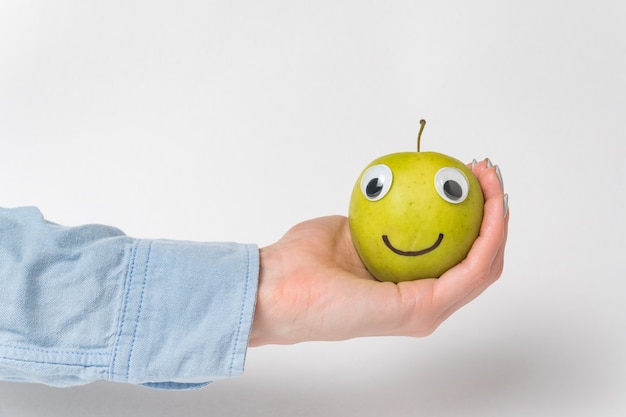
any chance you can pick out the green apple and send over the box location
[348,120,484,282]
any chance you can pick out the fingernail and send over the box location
[471,159,478,169]
[495,165,504,191]
[503,194,509,218]
[485,158,493,168]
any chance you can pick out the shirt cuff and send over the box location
[109,238,259,389]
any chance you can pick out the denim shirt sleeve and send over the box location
[0,207,259,389]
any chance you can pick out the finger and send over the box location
[440,201,509,315]
[468,158,491,178]
[479,168,504,203]
[468,159,504,201]
[430,203,510,329]
[432,191,506,311]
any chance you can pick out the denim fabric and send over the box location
[0,207,259,389]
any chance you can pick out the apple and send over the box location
[348,120,484,282]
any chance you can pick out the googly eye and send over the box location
[360,164,393,201]
[434,167,470,204]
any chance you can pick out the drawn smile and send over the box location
[382,233,444,256]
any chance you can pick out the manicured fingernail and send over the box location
[485,158,493,168]
[495,165,504,191]
[471,159,478,169]
[503,194,509,218]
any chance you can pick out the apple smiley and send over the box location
[348,120,484,282]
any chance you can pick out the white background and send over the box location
[1,1,625,416]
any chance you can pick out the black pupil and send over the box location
[443,180,463,200]
[366,178,383,197]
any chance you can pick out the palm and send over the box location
[253,216,444,344]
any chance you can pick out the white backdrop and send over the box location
[1,1,625,416]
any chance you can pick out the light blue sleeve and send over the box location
[0,207,259,389]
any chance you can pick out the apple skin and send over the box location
[348,151,484,282]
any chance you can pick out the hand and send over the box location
[249,159,509,346]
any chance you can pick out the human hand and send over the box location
[249,159,509,346]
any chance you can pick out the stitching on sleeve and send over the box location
[0,344,108,356]
[125,240,152,382]
[109,240,139,381]
[228,245,254,376]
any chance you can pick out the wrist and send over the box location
[249,244,282,346]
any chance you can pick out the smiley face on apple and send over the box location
[348,121,484,282]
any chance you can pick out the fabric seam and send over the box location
[0,344,108,356]
[125,240,152,382]
[0,355,109,368]
[109,240,139,381]
[228,245,253,376]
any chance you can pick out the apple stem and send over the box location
[417,119,426,152]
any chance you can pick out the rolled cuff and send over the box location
[109,239,259,389]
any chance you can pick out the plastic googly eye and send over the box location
[434,167,470,204]
[360,164,393,201]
